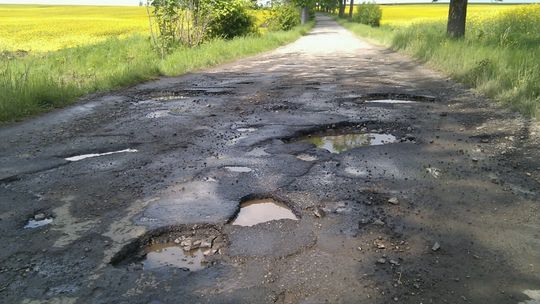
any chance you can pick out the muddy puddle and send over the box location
[143,243,207,271]
[365,99,416,104]
[302,133,397,154]
[65,149,138,162]
[232,198,297,227]
[225,166,253,173]
[24,217,53,229]
[111,226,225,272]
[236,127,258,132]
[296,154,317,162]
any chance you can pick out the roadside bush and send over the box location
[353,2,382,27]
[208,0,257,39]
[267,4,300,31]
[148,0,212,56]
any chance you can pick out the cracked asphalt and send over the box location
[1,15,539,304]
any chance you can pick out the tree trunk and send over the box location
[301,6,309,24]
[447,0,468,38]
[338,0,345,18]
[349,0,354,19]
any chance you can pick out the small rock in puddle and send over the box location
[225,166,253,173]
[302,133,397,154]
[296,154,317,162]
[24,217,53,229]
[65,149,138,162]
[232,198,297,227]
[365,99,417,104]
[143,243,207,271]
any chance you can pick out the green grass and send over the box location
[0,22,313,123]
[337,4,540,118]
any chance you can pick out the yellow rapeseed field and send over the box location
[362,4,523,25]
[0,5,149,52]
[0,5,271,53]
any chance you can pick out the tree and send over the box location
[338,0,345,17]
[317,0,338,12]
[447,0,468,38]
[348,0,354,18]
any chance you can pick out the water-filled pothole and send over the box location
[65,149,137,162]
[365,99,416,104]
[111,225,225,272]
[24,217,53,229]
[232,198,298,227]
[286,122,410,154]
[302,133,397,154]
[225,166,253,173]
[143,243,207,271]
[236,127,258,132]
[296,154,318,162]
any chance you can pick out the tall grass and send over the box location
[0,23,312,123]
[339,4,540,118]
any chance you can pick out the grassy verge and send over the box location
[0,22,313,123]
[337,5,540,118]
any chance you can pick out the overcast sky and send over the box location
[0,0,536,5]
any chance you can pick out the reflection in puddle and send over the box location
[232,199,297,227]
[365,99,416,104]
[143,243,206,271]
[303,133,397,153]
[24,218,53,229]
[296,154,317,162]
[237,128,258,132]
[520,290,540,304]
[65,149,138,162]
[225,166,253,173]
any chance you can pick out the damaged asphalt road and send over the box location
[1,15,539,304]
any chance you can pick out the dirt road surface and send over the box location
[1,15,539,304]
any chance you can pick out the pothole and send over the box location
[296,154,317,162]
[111,225,225,272]
[362,93,435,102]
[135,89,231,102]
[224,166,253,173]
[232,198,298,227]
[65,149,138,162]
[24,213,53,229]
[143,243,207,271]
[236,127,258,132]
[365,99,417,104]
[302,133,397,154]
[286,122,413,154]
